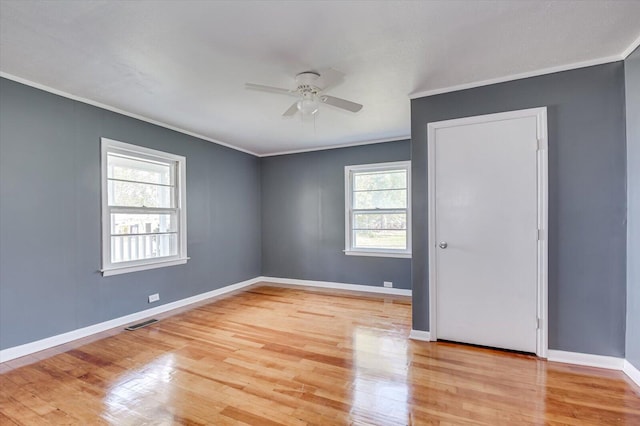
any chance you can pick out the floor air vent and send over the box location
[125,319,158,331]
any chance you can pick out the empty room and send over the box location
[1,0,639,424]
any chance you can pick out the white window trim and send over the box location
[100,138,188,276]
[344,160,412,258]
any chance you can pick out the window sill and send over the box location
[101,257,189,276]
[344,250,412,259]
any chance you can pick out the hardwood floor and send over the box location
[1,283,639,425]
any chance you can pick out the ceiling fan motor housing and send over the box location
[295,71,320,86]
[296,72,321,97]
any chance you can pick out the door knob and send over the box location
[439,241,448,249]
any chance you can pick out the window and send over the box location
[344,161,411,258]
[101,138,187,276]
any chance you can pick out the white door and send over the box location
[428,108,547,355]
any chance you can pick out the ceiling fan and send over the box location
[245,71,363,117]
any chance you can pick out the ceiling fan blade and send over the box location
[245,83,297,96]
[282,102,299,117]
[320,95,363,113]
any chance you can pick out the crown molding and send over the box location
[621,32,640,59]
[1,71,408,157]
[410,32,640,100]
[0,71,260,157]
[259,135,410,157]
[409,55,622,99]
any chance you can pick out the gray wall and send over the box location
[411,63,627,356]
[0,78,262,350]
[261,142,412,289]
[626,47,640,368]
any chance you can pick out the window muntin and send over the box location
[345,161,411,257]
[101,138,187,275]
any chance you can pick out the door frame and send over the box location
[426,107,548,358]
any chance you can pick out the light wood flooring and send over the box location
[1,283,639,425]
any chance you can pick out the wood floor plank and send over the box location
[1,283,639,425]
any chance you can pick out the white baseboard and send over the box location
[547,350,625,370]
[259,276,412,296]
[5,275,639,390]
[623,360,640,388]
[409,329,431,341]
[0,277,261,363]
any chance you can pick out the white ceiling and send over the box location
[1,1,639,156]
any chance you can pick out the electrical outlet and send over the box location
[383,281,393,288]
[148,293,160,303]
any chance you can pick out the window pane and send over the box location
[354,170,406,191]
[111,233,178,263]
[108,154,172,185]
[354,213,406,230]
[108,180,174,208]
[353,189,406,209]
[111,213,175,235]
[353,230,406,250]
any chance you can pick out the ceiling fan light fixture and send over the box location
[297,95,320,116]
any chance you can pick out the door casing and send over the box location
[426,107,548,358]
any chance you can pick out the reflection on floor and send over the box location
[1,283,639,425]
